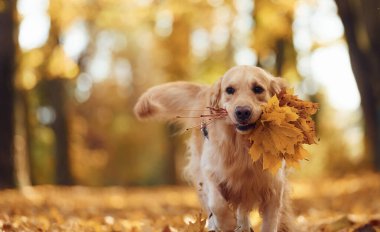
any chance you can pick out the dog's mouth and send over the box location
[235,123,256,132]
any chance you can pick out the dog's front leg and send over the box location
[235,206,251,232]
[260,186,284,232]
[205,181,236,231]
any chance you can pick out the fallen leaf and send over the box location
[162,225,172,232]
[354,224,376,232]
[321,216,355,232]
[249,89,318,174]
[186,213,206,232]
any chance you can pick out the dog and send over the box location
[134,66,294,232]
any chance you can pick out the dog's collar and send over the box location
[201,121,209,140]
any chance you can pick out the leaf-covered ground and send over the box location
[0,173,379,232]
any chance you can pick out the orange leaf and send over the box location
[249,90,318,174]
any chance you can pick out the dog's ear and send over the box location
[270,76,287,96]
[209,77,223,108]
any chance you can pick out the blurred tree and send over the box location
[32,1,79,184]
[44,51,73,183]
[335,0,380,170]
[160,12,191,184]
[43,79,73,184]
[253,0,298,81]
[0,0,16,188]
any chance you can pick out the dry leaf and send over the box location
[186,213,206,232]
[249,89,318,174]
[162,225,172,232]
[0,174,379,232]
[321,216,355,232]
[353,224,377,232]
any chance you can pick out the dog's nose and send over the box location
[235,106,252,122]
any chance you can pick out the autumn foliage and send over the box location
[1,173,380,232]
[249,90,319,174]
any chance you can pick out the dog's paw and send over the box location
[207,212,236,232]
[215,215,236,231]
[207,219,218,231]
[234,226,254,232]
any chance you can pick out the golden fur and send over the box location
[134,66,294,232]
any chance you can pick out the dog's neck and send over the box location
[207,119,262,191]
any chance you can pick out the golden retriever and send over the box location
[134,66,294,232]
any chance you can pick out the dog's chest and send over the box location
[204,135,270,206]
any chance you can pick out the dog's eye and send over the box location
[226,87,235,95]
[253,86,264,94]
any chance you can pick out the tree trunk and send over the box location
[160,14,191,184]
[164,125,179,184]
[14,90,33,187]
[335,0,380,170]
[275,39,285,76]
[0,0,16,189]
[47,79,73,185]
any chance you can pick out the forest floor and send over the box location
[0,172,379,232]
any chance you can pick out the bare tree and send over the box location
[43,79,73,185]
[0,0,16,188]
[335,0,380,170]
[37,13,73,185]
[160,14,191,184]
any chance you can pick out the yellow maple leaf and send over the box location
[261,95,299,125]
[295,118,317,144]
[249,90,318,174]
[279,89,319,119]
[263,152,284,175]
[284,145,309,169]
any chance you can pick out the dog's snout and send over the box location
[235,106,252,122]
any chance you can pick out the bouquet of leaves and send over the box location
[249,89,319,174]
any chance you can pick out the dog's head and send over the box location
[210,66,286,134]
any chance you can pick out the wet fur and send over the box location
[134,66,294,232]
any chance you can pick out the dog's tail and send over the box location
[134,82,209,124]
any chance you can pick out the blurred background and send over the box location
[0,0,379,188]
